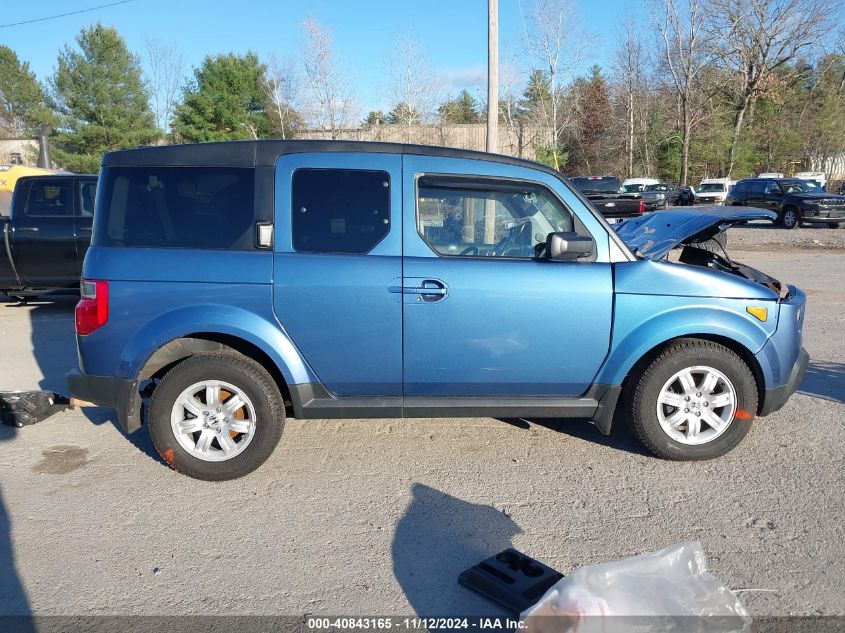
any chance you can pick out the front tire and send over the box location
[780,207,800,229]
[148,352,285,480]
[625,339,758,460]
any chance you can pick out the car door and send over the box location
[401,155,613,399]
[762,181,784,211]
[273,152,402,398]
[73,177,97,276]
[10,177,78,288]
[743,181,768,209]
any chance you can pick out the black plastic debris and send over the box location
[459,548,564,613]
[0,390,70,428]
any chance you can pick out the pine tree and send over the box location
[50,24,158,173]
[439,90,481,124]
[171,53,270,143]
[0,46,54,137]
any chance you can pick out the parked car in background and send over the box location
[726,177,845,228]
[570,176,645,219]
[695,178,735,205]
[1,174,97,300]
[622,177,659,189]
[67,141,808,480]
[643,183,695,208]
[794,171,827,190]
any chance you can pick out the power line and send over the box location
[0,0,134,29]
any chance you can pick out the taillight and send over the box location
[75,280,108,335]
[638,198,645,214]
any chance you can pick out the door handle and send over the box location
[387,279,448,301]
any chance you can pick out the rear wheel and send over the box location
[148,352,285,480]
[827,222,844,229]
[625,339,758,460]
[780,207,800,229]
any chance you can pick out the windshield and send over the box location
[644,184,670,192]
[622,184,644,193]
[698,183,726,192]
[571,177,621,193]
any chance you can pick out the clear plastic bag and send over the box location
[521,541,750,633]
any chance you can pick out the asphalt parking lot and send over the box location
[0,223,843,619]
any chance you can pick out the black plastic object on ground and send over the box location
[459,548,564,613]
[0,391,70,428]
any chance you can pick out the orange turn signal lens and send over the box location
[746,306,768,322]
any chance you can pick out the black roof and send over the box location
[738,177,808,182]
[101,139,558,175]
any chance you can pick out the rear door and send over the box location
[401,155,613,398]
[10,177,78,288]
[272,152,403,398]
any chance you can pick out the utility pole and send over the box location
[486,0,498,153]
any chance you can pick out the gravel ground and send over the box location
[728,221,845,252]
[0,246,842,620]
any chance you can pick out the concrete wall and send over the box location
[0,139,38,166]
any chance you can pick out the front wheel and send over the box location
[625,339,758,460]
[780,207,800,229]
[148,352,285,480]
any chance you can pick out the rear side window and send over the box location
[732,182,748,194]
[748,181,766,194]
[25,179,72,217]
[93,166,256,249]
[292,168,390,254]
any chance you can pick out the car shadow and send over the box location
[392,483,517,617]
[20,295,164,467]
[799,361,845,404]
[496,407,651,457]
[0,424,34,627]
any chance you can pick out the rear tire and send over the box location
[625,339,757,460]
[148,352,285,480]
[827,222,843,229]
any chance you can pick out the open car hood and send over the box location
[614,206,776,260]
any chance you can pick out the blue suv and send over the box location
[67,141,808,480]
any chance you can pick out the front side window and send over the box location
[292,168,390,254]
[764,182,782,195]
[417,177,575,259]
[93,166,256,249]
[26,180,71,217]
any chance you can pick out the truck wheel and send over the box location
[780,207,800,229]
[148,352,285,480]
[827,223,843,229]
[625,339,757,460]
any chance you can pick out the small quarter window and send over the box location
[292,168,390,254]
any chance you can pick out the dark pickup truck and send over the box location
[1,174,97,299]
[570,176,645,219]
[726,177,845,229]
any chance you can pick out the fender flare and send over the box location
[595,305,771,387]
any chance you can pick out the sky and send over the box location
[0,0,629,114]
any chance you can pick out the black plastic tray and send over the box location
[458,548,563,613]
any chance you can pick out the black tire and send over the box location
[780,207,800,229]
[148,352,285,480]
[625,339,758,460]
[827,222,843,229]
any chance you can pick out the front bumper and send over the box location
[66,369,141,433]
[759,347,809,416]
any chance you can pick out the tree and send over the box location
[650,0,729,185]
[170,53,269,142]
[387,102,420,126]
[143,37,185,135]
[300,16,355,138]
[263,55,302,139]
[363,111,386,127]
[0,46,54,137]
[439,90,481,123]
[712,0,835,176]
[522,0,586,169]
[385,34,437,141]
[571,65,612,173]
[612,18,649,177]
[50,23,157,173]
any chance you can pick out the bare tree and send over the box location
[498,52,531,158]
[143,37,185,135]
[650,0,732,184]
[300,16,355,138]
[522,0,587,169]
[612,19,649,177]
[384,33,438,142]
[712,0,835,176]
[264,55,300,140]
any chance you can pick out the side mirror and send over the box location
[545,232,594,261]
